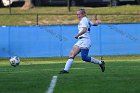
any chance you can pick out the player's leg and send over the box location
[59,45,80,74]
[81,48,105,72]
[81,48,101,64]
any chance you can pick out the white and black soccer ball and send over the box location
[9,56,20,67]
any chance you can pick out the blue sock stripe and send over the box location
[69,57,74,59]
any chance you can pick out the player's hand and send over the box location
[92,15,101,25]
[95,20,101,24]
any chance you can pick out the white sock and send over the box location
[91,57,102,64]
[64,59,74,71]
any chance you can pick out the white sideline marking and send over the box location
[46,76,58,93]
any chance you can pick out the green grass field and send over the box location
[0,56,140,93]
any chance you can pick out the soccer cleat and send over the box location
[99,61,105,72]
[59,70,69,74]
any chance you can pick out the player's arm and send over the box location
[75,27,87,39]
[90,20,101,26]
[91,15,101,26]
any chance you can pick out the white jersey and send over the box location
[75,16,93,49]
[78,16,92,38]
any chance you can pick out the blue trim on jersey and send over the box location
[88,22,91,32]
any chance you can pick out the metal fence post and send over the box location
[36,14,39,25]
[67,0,71,12]
[9,0,12,14]
[99,19,103,60]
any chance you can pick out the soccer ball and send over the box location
[9,56,20,67]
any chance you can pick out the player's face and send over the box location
[77,11,84,20]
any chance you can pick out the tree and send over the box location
[21,0,34,10]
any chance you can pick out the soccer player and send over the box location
[59,9,105,74]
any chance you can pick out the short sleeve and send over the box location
[80,18,88,28]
